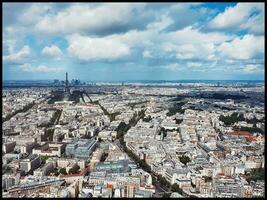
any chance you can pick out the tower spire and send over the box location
[65,72,70,94]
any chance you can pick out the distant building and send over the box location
[20,154,41,173]
[53,79,60,86]
[32,142,66,157]
[20,142,36,154]
[3,141,16,153]
[2,175,19,190]
[213,176,243,198]
[33,162,54,177]
[65,138,97,159]
[71,79,81,86]
[93,159,136,173]
[57,158,85,173]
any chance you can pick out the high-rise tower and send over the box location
[65,72,70,94]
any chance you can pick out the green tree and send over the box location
[175,118,183,124]
[179,155,191,165]
[219,112,246,126]
[166,101,186,116]
[69,165,80,174]
[59,168,67,175]
[196,166,203,171]
[40,155,49,164]
[160,127,167,138]
[238,126,263,134]
[51,168,59,176]
[203,176,212,182]
[162,193,171,198]
[158,175,171,187]
[246,168,265,182]
[100,152,108,162]
[110,112,120,122]
[171,183,183,194]
[116,122,129,139]
[143,115,152,122]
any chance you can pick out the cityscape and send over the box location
[2,2,265,199]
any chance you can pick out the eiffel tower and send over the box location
[65,72,70,95]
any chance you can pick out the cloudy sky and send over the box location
[3,3,265,81]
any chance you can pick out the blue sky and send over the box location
[3,3,264,81]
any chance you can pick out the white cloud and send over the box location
[146,14,173,31]
[217,34,264,60]
[243,64,261,73]
[161,26,233,60]
[100,23,227,61]
[35,3,147,35]
[240,11,265,34]
[187,62,202,68]
[19,63,63,73]
[225,59,236,64]
[115,25,233,62]
[3,45,31,63]
[19,4,52,26]
[142,50,152,58]
[42,45,63,60]
[67,34,130,60]
[173,43,215,60]
[162,63,180,71]
[113,29,156,49]
[3,39,16,54]
[167,26,232,45]
[3,4,52,46]
[208,3,264,34]
[243,64,259,73]
[176,53,194,59]
[207,54,217,61]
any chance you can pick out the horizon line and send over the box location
[3,79,265,81]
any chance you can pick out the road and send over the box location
[114,138,174,196]
[87,92,173,197]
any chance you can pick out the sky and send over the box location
[3,3,265,81]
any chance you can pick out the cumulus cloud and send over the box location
[164,3,213,32]
[163,27,263,64]
[142,50,153,58]
[176,53,194,59]
[243,64,261,73]
[42,45,63,60]
[167,26,233,45]
[217,34,264,60]
[67,34,130,60]
[161,63,180,71]
[18,63,63,73]
[174,43,211,60]
[208,3,264,34]
[225,59,236,64]
[146,14,174,31]
[187,62,202,68]
[3,45,31,63]
[3,3,31,25]
[3,39,16,54]
[19,3,52,26]
[35,3,152,36]
[3,4,52,45]
[160,26,233,61]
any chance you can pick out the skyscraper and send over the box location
[65,72,70,94]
